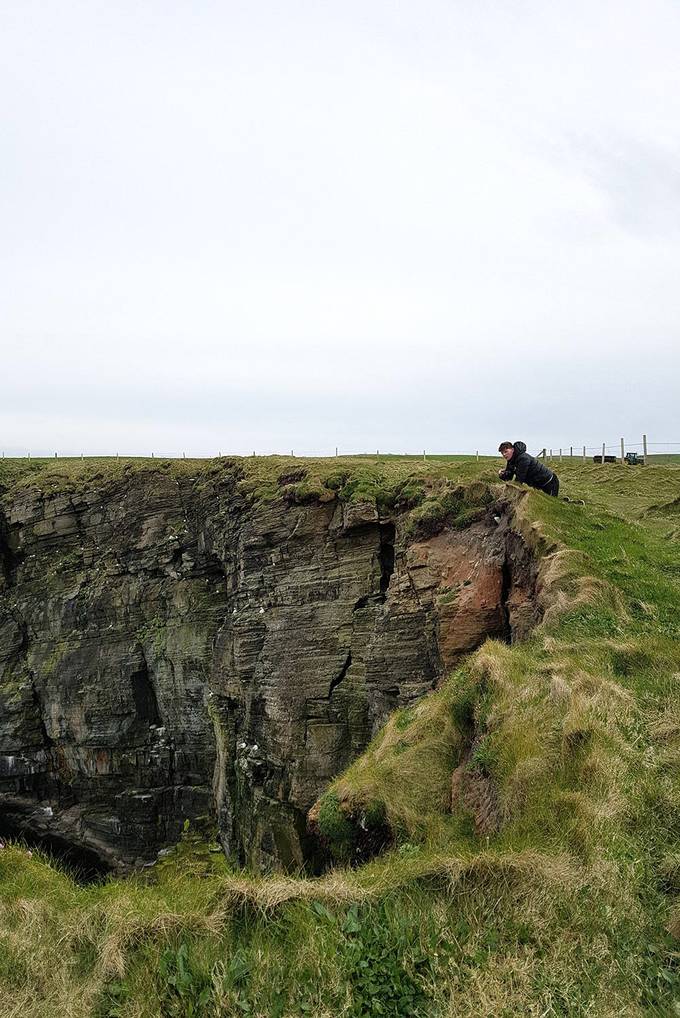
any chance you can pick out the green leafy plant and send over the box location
[342,903,433,1018]
[94,980,132,1018]
[157,941,213,1017]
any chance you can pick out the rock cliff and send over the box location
[0,463,541,874]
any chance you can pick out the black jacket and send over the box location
[499,442,555,489]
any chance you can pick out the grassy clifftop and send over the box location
[1,456,679,1017]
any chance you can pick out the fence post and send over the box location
[582,445,586,463]
[549,448,552,458]
[423,450,426,461]
[559,448,562,462]
[476,450,479,462]
[570,446,573,458]
[542,448,546,461]
[620,438,625,463]
[601,443,605,465]
[643,434,648,463]
[335,447,338,457]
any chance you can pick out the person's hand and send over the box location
[498,469,505,478]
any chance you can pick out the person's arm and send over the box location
[498,462,515,481]
[513,454,530,484]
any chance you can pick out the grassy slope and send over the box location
[1,457,680,1018]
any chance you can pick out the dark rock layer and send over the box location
[0,468,539,873]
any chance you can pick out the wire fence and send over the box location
[537,436,680,464]
[2,439,680,462]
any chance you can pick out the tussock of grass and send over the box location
[326,685,466,845]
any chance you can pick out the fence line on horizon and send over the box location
[538,435,680,465]
[3,437,680,463]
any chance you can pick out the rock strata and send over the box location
[0,467,540,873]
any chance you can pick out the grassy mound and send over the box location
[1,456,680,1016]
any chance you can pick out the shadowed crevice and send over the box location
[500,556,513,644]
[0,815,113,884]
[378,523,395,598]
[0,509,12,588]
[131,663,161,726]
[30,677,54,748]
[329,651,352,698]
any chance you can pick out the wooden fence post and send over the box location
[643,434,648,462]
[582,445,586,463]
[601,443,605,465]
[620,438,625,463]
[570,446,573,458]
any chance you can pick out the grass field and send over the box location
[1,455,679,1017]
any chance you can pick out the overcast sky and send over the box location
[2,0,679,458]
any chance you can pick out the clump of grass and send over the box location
[404,480,494,540]
[317,791,356,861]
[327,678,468,851]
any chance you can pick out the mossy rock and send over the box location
[277,467,308,486]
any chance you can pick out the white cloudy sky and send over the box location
[2,0,679,457]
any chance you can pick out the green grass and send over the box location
[1,456,680,1016]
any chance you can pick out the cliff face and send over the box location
[0,465,540,874]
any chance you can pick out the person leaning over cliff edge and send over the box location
[498,441,560,497]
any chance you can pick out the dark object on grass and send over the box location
[593,455,617,464]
